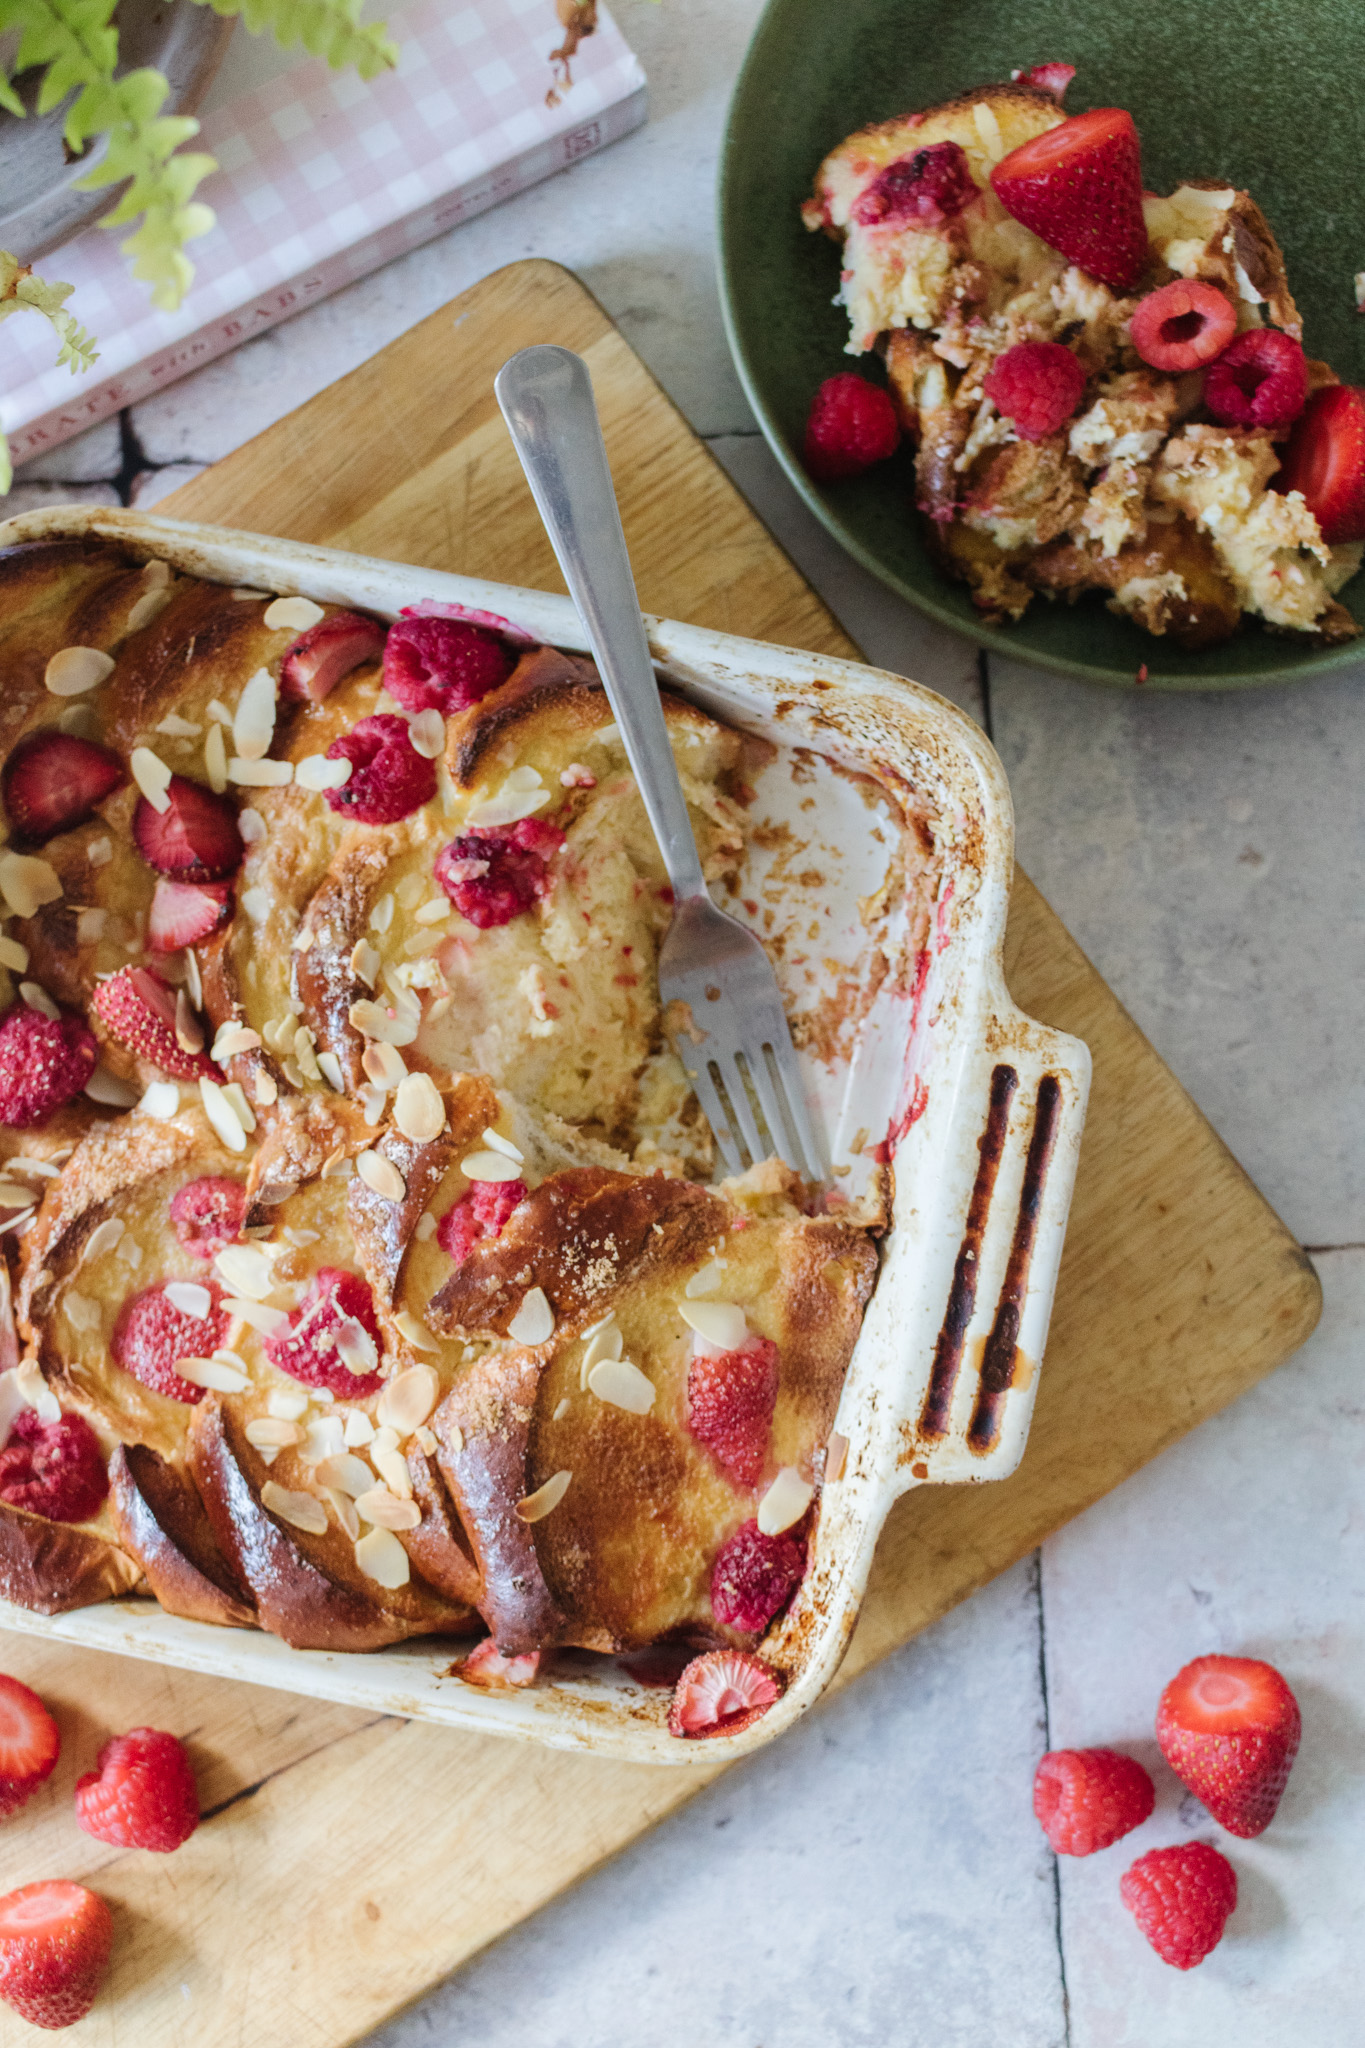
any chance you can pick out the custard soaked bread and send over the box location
[0,537,885,1691]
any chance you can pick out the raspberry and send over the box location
[687,1336,780,1488]
[1033,1747,1155,1855]
[0,1006,97,1128]
[1129,280,1237,372]
[456,1640,541,1688]
[74,1727,199,1853]
[111,1284,229,1405]
[710,1519,806,1633]
[435,820,565,928]
[324,714,436,825]
[437,1177,527,1264]
[0,1676,60,1820]
[983,341,1087,441]
[383,615,516,716]
[1204,329,1309,433]
[263,1267,384,1397]
[850,141,976,228]
[803,373,902,483]
[0,1881,113,2031]
[1120,1842,1237,1969]
[169,1176,247,1261]
[0,1410,108,1524]
[1155,1653,1301,1837]
[668,1649,783,1739]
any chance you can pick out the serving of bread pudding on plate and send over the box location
[0,531,899,1739]
[802,71,1365,648]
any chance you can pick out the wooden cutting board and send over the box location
[0,260,1320,2048]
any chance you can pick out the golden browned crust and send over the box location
[0,1499,140,1613]
[109,1442,256,1628]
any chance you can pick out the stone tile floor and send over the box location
[8,2,1363,2039]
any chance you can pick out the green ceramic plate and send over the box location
[718,0,1365,689]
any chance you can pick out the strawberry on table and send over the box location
[1032,1746,1154,1856]
[74,1727,200,1853]
[1156,1652,1301,1836]
[0,1880,113,2030]
[1120,1841,1237,1969]
[0,1676,60,1819]
[990,106,1149,291]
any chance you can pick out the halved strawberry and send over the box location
[147,878,232,953]
[0,1880,113,2030]
[991,107,1148,291]
[1275,385,1365,543]
[92,967,220,1081]
[132,775,243,882]
[1,732,124,845]
[668,1649,782,1739]
[280,611,388,703]
[0,1675,60,1819]
[455,1640,541,1688]
[1156,1653,1301,1836]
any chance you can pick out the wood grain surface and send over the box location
[0,260,1321,2048]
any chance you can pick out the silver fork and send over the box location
[494,343,824,1184]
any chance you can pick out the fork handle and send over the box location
[495,344,709,904]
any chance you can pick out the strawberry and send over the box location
[1120,1842,1237,1969]
[1015,61,1075,101]
[74,1726,199,1853]
[436,821,565,928]
[1032,1747,1154,1855]
[1,732,124,845]
[710,1519,806,1634]
[1156,1653,1301,1836]
[112,1284,229,1405]
[169,1176,246,1261]
[132,774,243,882]
[1129,280,1237,372]
[456,1640,541,1688]
[1275,385,1365,543]
[437,1177,528,1264]
[382,615,515,716]
[280,611,387,703]
[0,1007,97,1128]
[0,1880,113,2030]
[668,1649,782,1739]
[0,1411,108,1524]
[92,966,220,1081]
[990,107,1148,291]
[147,877,232,952]
[0,1675,60,1818]
[264,1267,384,1398]
[687,1336,780,1487]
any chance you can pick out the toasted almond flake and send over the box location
[222,1081,257,1135]
[130,747,173,812]
[361,1042,407,1091]
[198,1077,247,1153]
[58,703,96,738]
[412,898,449,929]
[215,1243,276,1300]
[314,1451,377,1498]
[679,1299,747,1349]
[173,991,203,1055]
[228,757,293,787]
[296,753,353,792]
[76,908,106,945]
[264,596,324,632]
[402,705,445,759]
[63,1291,101,1333]
[208,733,231,800]
[254,1070,279,1107]
[757,1465,814,1537]
[402,931,446,958]
[322,1485,362,1539]
[238,806,265,845]
[212,1022,261,1060]
[684,1261,724,1299]
[376,1363,439,1432]
[460,1149,521,1185]
[229,592,264,606]
[334,1317,380,1377]
[481,1127,524,1164]
[372,1424,399,1453]
[156,712,201,738]
[393,1311,437,1355]
[0,852,62,920]
[464,785,551,829]
[356,1151,406,1203]
[14,1360,60,1422]
[972,98,1004,164]
[515,1470,571,1523]
[233,667,278,761]
[45,646,115,697]
[359,1084,385,1125]
[224,1296,289,1335]
[241,886,271,923]
[261,1481,328,1535]
[177,1354,250,1393]
[443,1423,465,1458]
[0,936,28,972]
[415,1210,437,1241]
[9,1156,57,1180]
[349,939,380,988]
[354,1524,411,1587]
[348,999,417,1049]
[581,1318,623,1374]
[316,1051,345,1092]
[0,1184,31,1211]
[508,1286,554,1347]
[291,1026,322,1084]
[321,1149,353,1181]
[18,981,58,1021]
[86,1066,139,1108]
[395,872,426,911]
[414,1424,438,1455]
[267,1386,310,1421]
[369,892,394,934]
[552,1398,570,1422]
[356,1484,420,1530]
[126,584,171,633]
[78,1220,125,1272]
[393,1071,445,1143]
[343,1407,376,1447]
[184,949,203,1007]
[371,1444,414,1498]
[164,1280,212,1318]
[824,1432,849,1483]
[588,1355,656,1414]
[87,835,114,868]
[299,1416,346,1466]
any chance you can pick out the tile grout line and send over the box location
[1031,1547,1073,2048]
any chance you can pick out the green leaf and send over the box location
[0,250,99,492]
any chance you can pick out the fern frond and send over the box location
[0,250,100,492]
[184,0,397,81]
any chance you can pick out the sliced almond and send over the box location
[362,1041,407,1090]
[343,1407,376,1448]
[322,1485,362,1540]
[45,646,115,697]
[0,853,62,920]
[460,1149,521,1185]
[444,1421,465,1456]
[296,754,352,792]
[174,991,204,1055]
[18,982,58,1022]
[393,1072,445,1143]
[63,1291,101,1334]
[214,1243,276,1300]
[355,1485,420,1530]
[481,1127,524,1164]
[291,1026,322,1084]
[415,1211,437,1242]
[349,939,380,988]
[199,1077,247,1154]
[158,713,202,738]
[224,1297,289,1335]
[228,757,293,788]
[267,1386,310,1421]
[87,1066,139,1108]
[414,1424,438,1455]
[75,908,106,945]
[581,1318,623,1377]
[261,1481,328,1536]
[245,1416,302,1449]
[684,1260,724,1299]
[232,667,278,761]
[349,999,417,1049]
[678,1299,747,1350]
[15,1360,60,1423]
[163,1280,212,1318]
[552,1398,570,1422]
[370,1445,414,1499]
[263,596,324,632]
[588,1356,656,1415]
[254,1069,279,1107]
[357,1151,406,1203]
[184,949,203,1008]
[824,1432,850,1483]
[314,1452,377,1497]
[80,1217,124,1263]
[335,1316,379,1376]
[406,708,445,758]
[316,1051,344,1092]
[238,807,265,845]
[212,1022,261,1061]
[241,886,270,922]
[376,1363,439,1434]
[177,1354,249,1393]
[508,1286,554,1347]
[0,936,28,973]
[354,1525,411,1588]
[0,1183,33,1210]
[298,1415,346,1465]
[372,1424,399,1454]
[369,892,394,934]
[129,747,173,812]
[514,1470,571,1523]
[203,720,228,793]
[392,1311,437,1356]
[757,1465,814,1537]
[138,1080,180,1120]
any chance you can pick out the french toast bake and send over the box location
[802,74,1365,647]
[0,533,890,1727]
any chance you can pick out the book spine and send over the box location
[6,83,647,472]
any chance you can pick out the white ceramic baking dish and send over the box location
[0,507,1090,1763]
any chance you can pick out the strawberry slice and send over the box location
[1156,1653,1301,1836]
[92,967,220,1081]
[1274,385,1365,543]
[456,1640,541,1688]
[0,1880,113,2031]
[1,732,124,845]
[991,107,1148,291]
[668,1649,782,1739]
[280,611,388,703]
[0,1675,60,1819]
[147,877,232,952]
[133,775,243,882]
